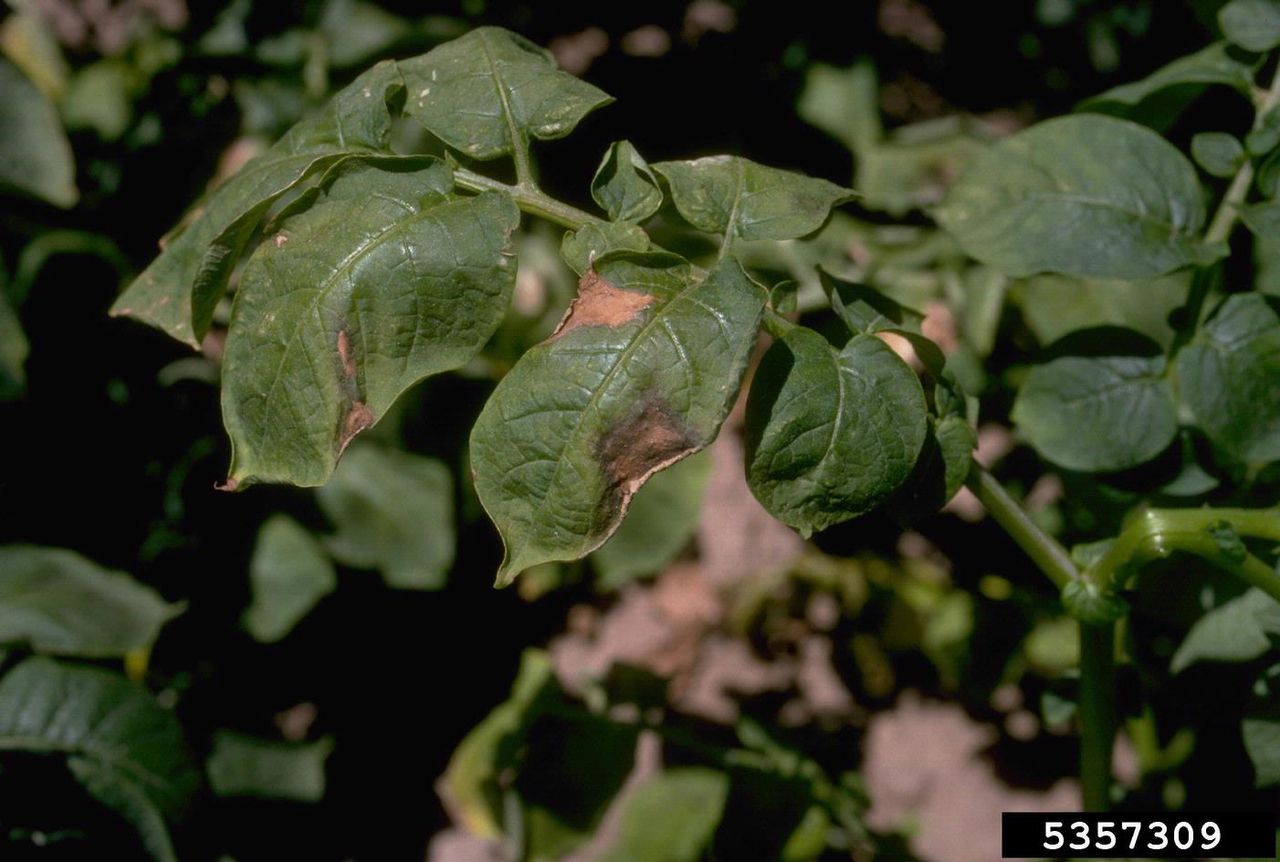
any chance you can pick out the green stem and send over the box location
[453,166,603,230]
[1203,60,1280,246]
[964,465,1077,589]
[1079,621,1116,811]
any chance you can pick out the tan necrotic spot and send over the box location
[596,394,698,505]
[551,270,655,339]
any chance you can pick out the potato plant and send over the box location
[4,3,1280,859]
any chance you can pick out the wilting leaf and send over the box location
[1176,293,1280,465]
[110,61,404,347]
[438,650,557,837]
[0,290,28,399]
[207,732,333,802]
[591,451,711,589]
[1244,663,1280,787]
[471,253,764,586]
[0,58,75,208]
[593,140,663,223]
[0,545,179,658]
[1191,131,1246,178]
[597,769,730,862]
[1220,0,1280,52]
[745,326,928,536]
[220,159,519,487]
[317,443,454,589]
[399,26,612,161]
[653,156,854,243]
[1012,355,1177,471]
[937,115,1223,279]
[242,516,336,643]
[1172,589,1280,673]
[562,221,650,276]
[1081,43,1258,108]
[0,657,199,861]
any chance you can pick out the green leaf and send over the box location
[438,650,557,838]
[110,61,404,347]
[0,290,28,399]
[653,156,854,243]
[744,326,928,536]
[1080,42,1258,108]
[0,58,76,208]
[1241,200,1280,238]
[820,269,945,374]
[797,61,881,155]
[597,769,730,862]
[206,732,333,802]
[399,26,612,161]
[1012,355,1178,471]
[592,140,663,223]
[220,159,519,488]
[937,115,1223,280]
[1176,293,1280,465]
[888,413,977,519]
[1191,131,1246,178]
[0,545,180,658]
[0,657,200,860]
[591,451,711,589]
[561,221,650,276]
[242,516,336,643]
[1171,589,1280,673]
[1013,272,1190,350]
[1243,663,1280,787]
[856,122,989,216]
[1220,0,1280,52]
[316,443,455,589]
[471,254,764,586]
[319,0,411,68]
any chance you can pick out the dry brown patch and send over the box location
[552,270,655,339]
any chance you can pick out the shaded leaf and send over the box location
[1220,0,1280,52]
[937,115,1223,279]
[0,57,75,208]
[1172,589,1280,673]
[438,650,557,838]
[206,732,333,802]
[319,0,411,68]
[0,657,200,860]
[653,156,854,243]
[471,254,764,586]
[797,61,880,155]
[0,290,28,399]
[110,61,404,347]
[597,769,730,862]
[592,140,663,223]
[317,443,454,589]
[888,414,977,520]
[399,26,612,161]
[561,221,650,276]
[1243,663,1280,786]
[1012,355,1177,471]
[1080,42,1258,108]
[1175,293,1280,465]
[242,516,336,643]
[1191,131,1246,178]
[591,451,711,589]
[745,326,928,536]
[856,122,988,216]
[220,159,519,487]
[0,545,179,658]
[1241,200,1280,238]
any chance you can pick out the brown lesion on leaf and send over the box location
[550,270,655,340]
[337,401,375,456]
[334,326,372,455]
[596,393,699,513]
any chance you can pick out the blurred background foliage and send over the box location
[1,0,1276,860]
